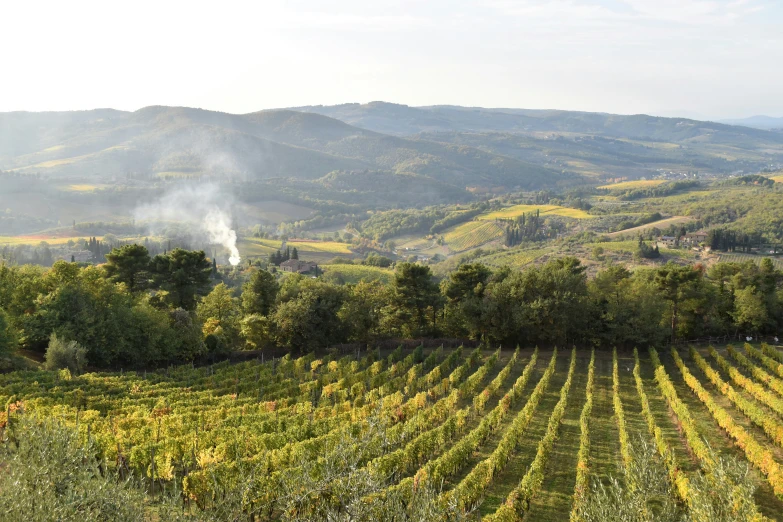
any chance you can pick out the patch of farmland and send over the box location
[443,221,505,252]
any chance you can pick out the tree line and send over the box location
[2,243,783,370]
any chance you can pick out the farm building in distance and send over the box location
[279,259,318,274]
[681,231,708,247]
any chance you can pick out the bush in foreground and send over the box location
[44,333,87,373]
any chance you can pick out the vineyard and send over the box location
[3,344,783,520]
[321,264,395,284]
[719,253,783,270]
[443,221,505,252]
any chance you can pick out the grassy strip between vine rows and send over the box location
[672,348,783,498]
[484,347,577,522]
[569,348,595,522]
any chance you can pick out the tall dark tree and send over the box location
[104,244,151,291]
[392,262,441,335]
[442,263,492,340]
[654,263,702,343]
[150,249,212,310]
[242,269,279,316]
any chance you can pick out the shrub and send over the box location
[44,333,87,373]
[577,436,681,522]
[0,417,148,521]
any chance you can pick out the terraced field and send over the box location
[443,221,505,252]
[4,344,783,520]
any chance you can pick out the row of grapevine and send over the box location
[726,345,783,398]
[486,348,578,521]
[367,349,525,482]
[632,348,689,503]
[458,349,501,400]
[8,343,449,480]
[691,347,783,448]
[648,348,714,469]
[475,348,520,413]
[9,347,446,505]
[672,349,783,498]
[388,349,555,505]
[570,349,595,521]
[710,347,783,418]
[763,343,783,364]
[442,348,559,511]
[184,349,484,502]
[613,347,632,470]
[128,350,443,476]
[744,343,783,380]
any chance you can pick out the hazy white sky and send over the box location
[2,0,781,119]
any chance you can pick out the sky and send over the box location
[1,0,781,119]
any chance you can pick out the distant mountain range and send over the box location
[0,105,563,190]
[1,103,782,194]
[717,115,783,130]
[292,102,783,144]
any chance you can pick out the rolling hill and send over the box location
[290,103,783,179]
[294,102,783,145]
[0,106,568,190]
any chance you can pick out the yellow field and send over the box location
[443,221,504,252]
[478,204,592,220]
[0,235,93,246]
[616,138,681,150]
[64,184,109,192]
[12,146,131,171]
[769,174,783,183]
[287,240,353,254]
[240,238,353,257]
[598,179,666,190]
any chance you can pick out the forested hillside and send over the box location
[0,107,565,190]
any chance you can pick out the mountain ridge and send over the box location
[0,105,567,191]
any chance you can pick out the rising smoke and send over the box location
[133,184,241,266]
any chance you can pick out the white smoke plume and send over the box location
[204,209,241,265]
[133,183,242,266]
